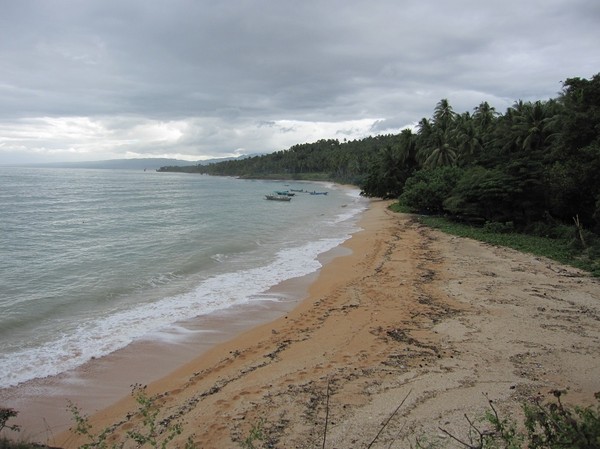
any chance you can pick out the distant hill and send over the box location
[23,158,198,170]
[20,156,254,170]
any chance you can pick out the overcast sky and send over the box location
[0,0,598,164]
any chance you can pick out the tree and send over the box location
[559,73,600,152]
[444,167,521,223]
[454,112,483,166]
[397,128,418,166]
[361,144,407,198]
[511,100,559,154]
[473,101,498,131]
[422,129,458,168]
[399,166,462,214]
[433,98,456,131]
[418,99,459,168]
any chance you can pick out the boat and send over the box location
[310,191,328,195]
[265,194,292,201]
[275,190,295,196]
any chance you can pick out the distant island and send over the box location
[14,157,243,171]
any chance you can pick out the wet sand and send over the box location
[1,263,324,442]
[5,199,600,448]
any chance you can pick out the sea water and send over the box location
[0,167,367,389]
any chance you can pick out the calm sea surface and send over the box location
[0,167,367,388]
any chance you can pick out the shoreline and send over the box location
[1,294,309,441]
[0,197,361,443]
[6,199,600,448]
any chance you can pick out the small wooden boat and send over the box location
[310,191,328,195]
[265,194,292,201]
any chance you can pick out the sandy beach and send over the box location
[6,199,600,448]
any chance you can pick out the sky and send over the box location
[0,0,598,164]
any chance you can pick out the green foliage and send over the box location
[399,166,462,214]
[389,202,413,213]
[483,221,515,234]
[159,136,399,186]
[125,386,183,449]
[240,418,266,449]
[415,214,600,276]
[443,167,520,223]
[0,409,25,449]
[68,400,116,449]
[520,392,600,449]
[68,384,195,449]
[559,73,600,151]
[0,439,43,449]
[484,406,524,449]
[434,393,600,449]
[361,143,415,198]
[0,409,19,434]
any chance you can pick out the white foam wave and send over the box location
[211,253,228,263]
[0,178,369,389]
[0,230,356,388]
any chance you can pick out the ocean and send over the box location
[0,167,368,389]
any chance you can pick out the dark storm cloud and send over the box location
[0,0,598,163]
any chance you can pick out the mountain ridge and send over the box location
[10,157,245,170]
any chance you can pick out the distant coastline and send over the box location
[3,158,199,171]
[2,154,263,171]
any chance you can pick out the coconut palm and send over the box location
[433,98,456,131]
[512,100,560,153]
[397,128,418,165]
[423,129,457,168]
[473,101,498,131]
[455,112,483,165]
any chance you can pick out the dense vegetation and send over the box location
[158,134,399,185]
[160,73,600,274]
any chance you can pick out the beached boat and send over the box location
[265,194,292,201]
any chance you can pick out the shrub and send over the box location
[399,166,463,214]
[68,384,195,449]
[483,221,514,234]
[436,392,600,449]
[0,409,20,434]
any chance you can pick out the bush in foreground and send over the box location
[2,389,599,448]
[419,391,600,449]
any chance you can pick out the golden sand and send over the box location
[16,199,600,448]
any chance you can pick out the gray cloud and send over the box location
[0,0,598,163]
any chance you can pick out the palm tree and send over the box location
[416,117,433,138]
[472,101,498,131]
[397,128,418,166]
[454,112,483,165]
[361,145,406,198]
[414,99,459,168]
[512,100,559,153]
[423,129,457,168]
[433,98,456,131]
